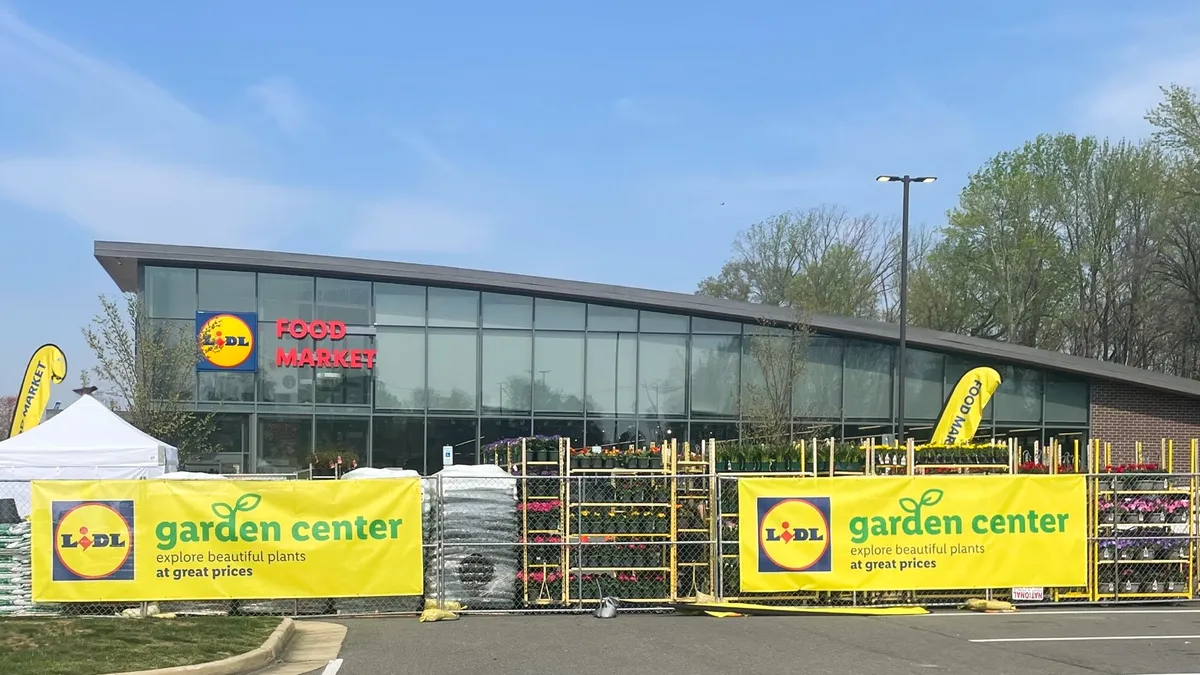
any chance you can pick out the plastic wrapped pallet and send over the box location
[424,465,519,610]
[333,468,425,614]
[0,520,42,616]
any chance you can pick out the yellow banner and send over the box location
[738,475,1086,592]
[31,479,423,602]
[930,367,1001,446]
[9,343,68,438]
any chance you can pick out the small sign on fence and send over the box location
[1011,587,1044,601]
[442,445,454,466]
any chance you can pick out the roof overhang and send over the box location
[95,240,1200,401]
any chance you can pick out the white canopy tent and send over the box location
[0,395,178,516]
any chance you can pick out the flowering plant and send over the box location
[1104,463,1160,474]
[519,499,561,513]
[1163,499,1189,514]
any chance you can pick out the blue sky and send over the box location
[2,0,1199,396]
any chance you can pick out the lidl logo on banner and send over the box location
[756,496,832,573]
[51,501,135,581]
[196,312,258,372]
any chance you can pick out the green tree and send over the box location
[82,294,218,464]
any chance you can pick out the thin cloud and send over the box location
[0,9,489,253]
[350,197,490,254]
[248,76,312,136]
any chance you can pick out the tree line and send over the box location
[699,85,1200,382]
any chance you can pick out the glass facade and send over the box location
[144,264,1092,475]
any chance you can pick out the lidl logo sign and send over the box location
[756,496,832,574]
[51,500,136,581]
[196,312,257,372]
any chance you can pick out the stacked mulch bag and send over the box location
[0,516,34,615]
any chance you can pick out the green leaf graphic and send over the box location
[920,489,944,507]
[211,502,234,518]
[235,493,262,512]
[898,497,918,513]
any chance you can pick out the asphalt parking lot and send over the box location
[329,607,1200,675]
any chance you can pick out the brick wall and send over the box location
[1090,380,1200,471]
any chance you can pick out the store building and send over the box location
[95,241,1200,474]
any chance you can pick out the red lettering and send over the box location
[309,320,328,339]
[332,350,350,368]
[298,348,315,367]
[349,350,362,368]
[315,349,332,367]
[363,349,377,369]
[276,348,299,367]
[329,321,347,340]
[288,322,307,339]
[276,321,289,339]
[274,319,350,342]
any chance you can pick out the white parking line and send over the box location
[970,635,1200,643]
[918,609,1200,617]
[322,659,344,675]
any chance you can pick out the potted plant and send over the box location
[1119,568,1141,594]
[1119,499,1143,524]
[648,445,663,470]
[311,449,359,477]
[1098,538,1116,560]
[1098,568,1116,595]
[601,448,618,470]
[1145,498,1168,524]
[1165,498,1190,523]
[1167,569,1188,594]
[633,447,651,470]
[1117,539,1137,560]
[1098,498,1116,523]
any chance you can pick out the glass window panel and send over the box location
[794,336,842,419]
[372,416,424,471]
[637,334,687,416]
[374,328,425,410]
[533,419,585,446]
[314,417,369,469]
[257,322,313,403]
[585,333,637,415]
[186,413,250,473]
[198,269,255,312]
[995,366,1043,423]
[259,273,314,321]
[843,340,892,419]
[428,329,478,412]
[144,266,196,319]
[902,349,944,420]
[637,419,684,446]
[375,283,425,326]
[427,417,478,473]
[480,418,532,451]
[690,335,740,417]
[482,330,532,414]
[535,298,586,330]
[534,332,585,414]
[146,319,196,401]
[314,334,372,404]
[692,317,741,334]
[482,293,533,329]
[316,278,371,324]
[587,304,638,331]
[199,372,255,402]
[690,422,739,446]
[584,418,640,447]
[428,288,478,327]
[944,355,994,422]
[639,311,689,333]
[257,415,311,473]
[1044,374,1088,423]
[741,334,792,421]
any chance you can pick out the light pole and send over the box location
[876,174,936,444]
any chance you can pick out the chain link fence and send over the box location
[1,470,1195,616]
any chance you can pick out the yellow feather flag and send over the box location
[930,367,1002,446]
[8,343,68,438]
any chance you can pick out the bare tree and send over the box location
[740,317,815,445]
[82,294,218,464]
[698,206,899,319]
[0,395,15,441]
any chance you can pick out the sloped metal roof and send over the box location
[95,240,1200,400]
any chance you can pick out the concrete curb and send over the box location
[108,618,296,675]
